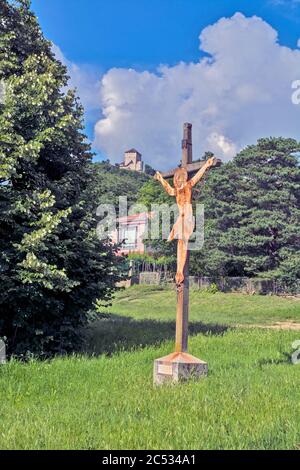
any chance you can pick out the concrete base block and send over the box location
[153,351,208,385]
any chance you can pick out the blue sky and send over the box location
[31,0,300,70]
[30,0,300,168]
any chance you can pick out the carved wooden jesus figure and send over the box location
[153,124,219,384]
[155,157,216,286]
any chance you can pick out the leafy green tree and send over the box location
[137,177,177,261]
[191,138,300,281]
[127,252,176,274]
[91,161,149,211]
[144,163,156,176]
[137,177,170,208]
[0,0,124,356]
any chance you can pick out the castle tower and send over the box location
[119,148,144,172]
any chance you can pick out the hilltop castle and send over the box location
[118,148,144,172]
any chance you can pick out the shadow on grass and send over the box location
[258,352,293,367]
[82,313,229,356]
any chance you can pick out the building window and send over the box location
[119,225,138,250]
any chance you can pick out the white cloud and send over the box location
[270,0,300,6]
[52,44,101,115]
[93,13,300,169]
[207,133,237,159]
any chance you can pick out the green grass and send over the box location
[1,287,300,450]
[0,329,300,449]
[84,286,300,356]
[106,285,300,325]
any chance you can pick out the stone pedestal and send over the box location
[153,352,208,385]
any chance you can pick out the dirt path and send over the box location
[243,322,300,331]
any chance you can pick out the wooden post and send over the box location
[182,122,193,167]
[175,123,192,353]
[175,251,189,352]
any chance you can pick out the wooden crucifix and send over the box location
[153,123,220,385]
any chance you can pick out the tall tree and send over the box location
[191,137,300,283]
[0,0,123,356]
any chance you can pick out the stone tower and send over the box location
[119,149,144,172]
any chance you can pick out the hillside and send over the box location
[91,162,150,209]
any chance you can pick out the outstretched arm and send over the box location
[154,171,175,196]
[189,157,217,188]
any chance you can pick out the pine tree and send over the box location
[191,137,300,284]
[0,0,123,356]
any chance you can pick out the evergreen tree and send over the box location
[0,0,123,356]
[191,138,300,282]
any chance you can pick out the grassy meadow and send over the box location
[108,285,300,325]
[1,286,300,450]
